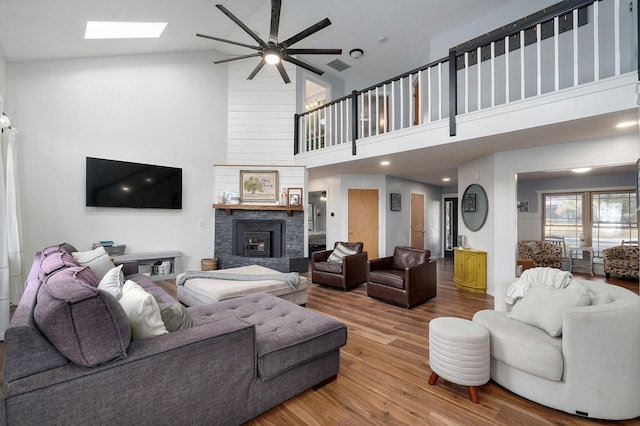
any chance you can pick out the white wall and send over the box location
[227,61,296,165]
[385,176,442,256]
[309,173,443,259]
[8,51,228,301]
[0,42,7,103]
[459,133,639,296]
[426,0,559,62]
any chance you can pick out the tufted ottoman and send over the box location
[188,293,347,412]
[428,317,489,404]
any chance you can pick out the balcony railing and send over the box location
[295,0,638,155]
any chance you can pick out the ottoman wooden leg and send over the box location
[468,386,479,404]
[428,372,439,385]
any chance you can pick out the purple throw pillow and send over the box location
[34,278,131,367]
[46,266,100,287]
[39,251,79,281]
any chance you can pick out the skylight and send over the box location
[84,21,168,39]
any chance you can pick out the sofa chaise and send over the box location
[473,276,640,420]
[2,243,347,425]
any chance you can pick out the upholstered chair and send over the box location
[312,241,368,290]
[367,246,437,308]
[603,245,639,279]
[517,241,562,269]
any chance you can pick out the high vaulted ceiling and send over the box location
[0,0,636,186]
[0,0,539,85]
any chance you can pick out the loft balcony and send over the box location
[294,0,639,184]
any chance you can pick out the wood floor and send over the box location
[2,260,639,425]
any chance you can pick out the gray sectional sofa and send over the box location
[2,243,347,425]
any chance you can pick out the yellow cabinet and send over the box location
[453,248,487,293]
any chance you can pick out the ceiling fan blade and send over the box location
[215,4,266,47]
[275,62,291,84]
[196,33,260,50]
[286,48,342,55]
[214,53,261,64]
[283,56,324,76]
[269,0,282,44]
[247,59,266,80]
[280,17,332,48]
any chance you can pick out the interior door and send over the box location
[411,193,425,249]
[444,197,458,258]
[348,189,379,259]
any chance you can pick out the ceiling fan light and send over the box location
[264,53,281,64]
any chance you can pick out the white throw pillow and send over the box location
[327,243,358,263]
[119,280,168,340]
[98,265,125,300]
[72,246,115,280]
[507,285,591,337]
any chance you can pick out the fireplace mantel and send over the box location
[212,204,303,216]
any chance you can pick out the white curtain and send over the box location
[6,128,22,308]
[0,98,22,340]
[0,108,9,339]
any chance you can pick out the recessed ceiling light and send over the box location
[442,177,451,182]
[380,161,390,166]
[84,21,168,39]
[571,167,592,174]
[616,120,638,128]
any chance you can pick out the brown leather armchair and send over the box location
[367,246,437,308]
[312,242,368,290]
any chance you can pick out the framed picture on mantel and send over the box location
[240,170,278,202]
[288,188,303,206]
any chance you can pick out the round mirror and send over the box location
[461,184,488,232]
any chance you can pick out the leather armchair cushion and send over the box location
[368,269,405,289]
[392,246,429,270]
[314,261,343,274]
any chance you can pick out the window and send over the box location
[543,193,583,248]
[542,190,637,258]
[592,191,637,256]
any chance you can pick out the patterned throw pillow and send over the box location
[158,303,195,331]
[327,243,358,263]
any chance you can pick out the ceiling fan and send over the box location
[197,0,342,83]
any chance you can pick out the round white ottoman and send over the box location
[428,317,490,404]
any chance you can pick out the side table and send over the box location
[568,246,593,276]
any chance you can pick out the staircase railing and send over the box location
[294,0,638,155]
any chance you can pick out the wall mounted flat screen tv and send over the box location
[86,157,182,209]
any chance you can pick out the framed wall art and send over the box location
[240,170,278,202]
[288,188,303,206]
[462,193,477,213]
[390,193,401,211]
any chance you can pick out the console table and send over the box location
[568,246,594,276]
[114,251,182,281]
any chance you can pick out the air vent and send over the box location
[327,59,351,72]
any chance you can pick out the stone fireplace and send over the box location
[214,206,306,273]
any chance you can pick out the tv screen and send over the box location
[86,157,182,209]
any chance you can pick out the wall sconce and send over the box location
[349,48,364,59]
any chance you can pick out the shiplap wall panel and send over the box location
[214,165,306,205]
[227,61,296,165]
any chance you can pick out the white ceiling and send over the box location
[0,0,636,186]
[0,0,523,84]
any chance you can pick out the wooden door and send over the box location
[348,189,379,259]
[411,193,425,249]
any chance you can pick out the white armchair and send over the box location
[473,279,640,420]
